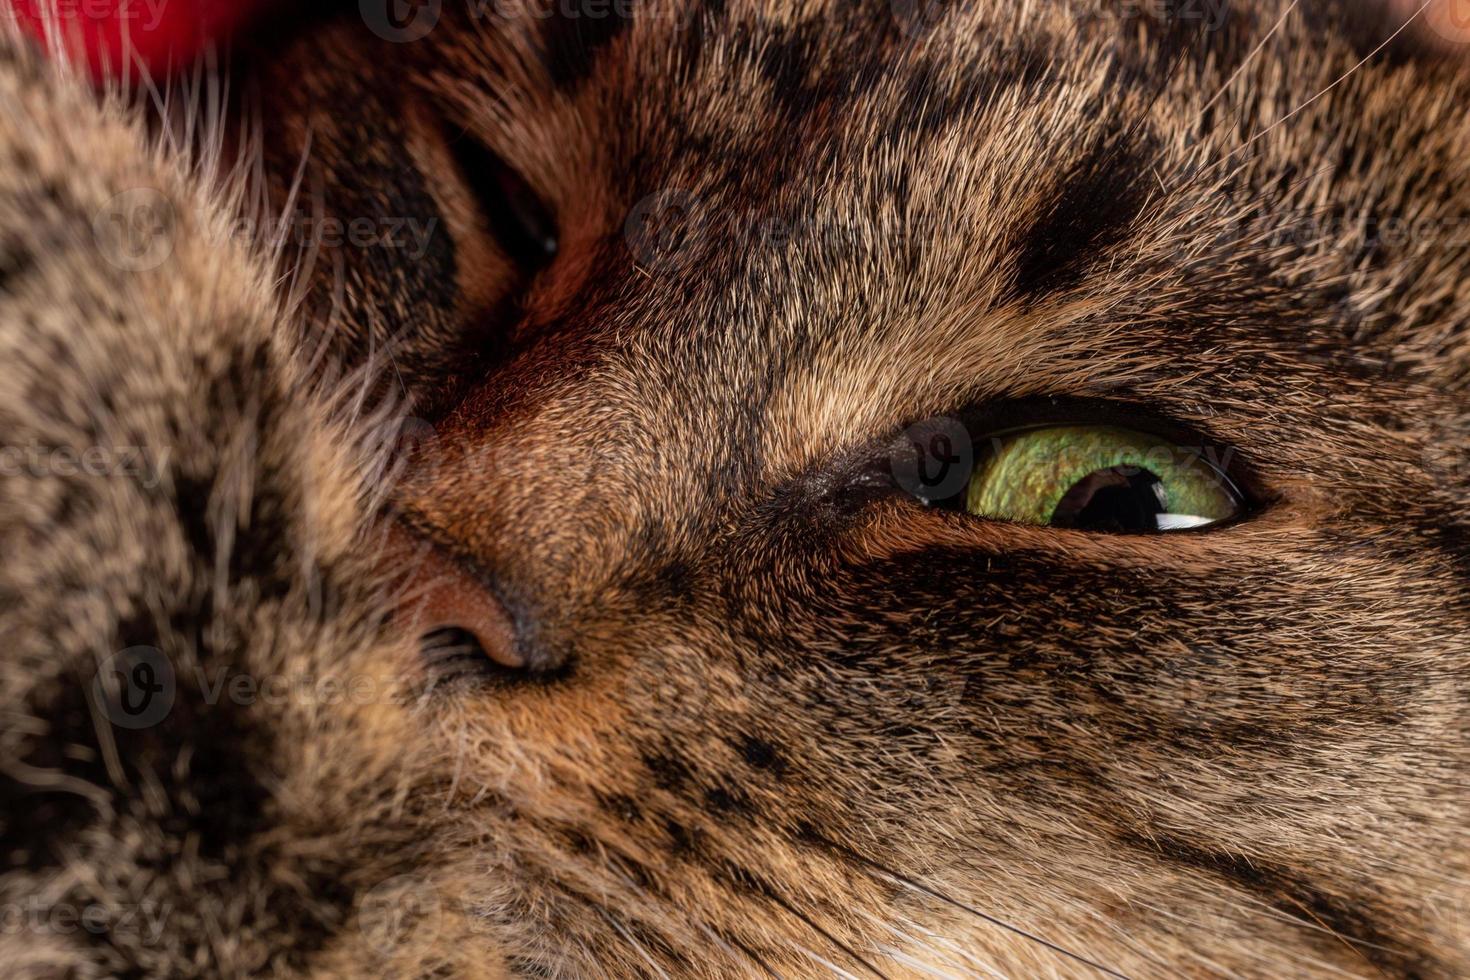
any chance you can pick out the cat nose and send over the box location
[388,524,525,672]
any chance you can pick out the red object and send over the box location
[7,0,268,80]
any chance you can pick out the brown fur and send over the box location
[3,1,1470,976]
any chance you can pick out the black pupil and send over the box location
[1050,467,1167,532]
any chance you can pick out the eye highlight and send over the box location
[964,425,1243,533]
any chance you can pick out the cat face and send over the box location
[238,2,1470,973]
[6,0,1469,976]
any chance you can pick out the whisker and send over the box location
[921,930,1016,980]
[1358,854,1470,889]
[793,944,868,980]
[1124,895,1365,978]
[1196,0,1302,119]
[581,833,780,978]
[1240,0,1434,152]
[858,909,1001,980]
[1210,888,1402,959]
[873,945,975,980]
[759,884,892,980]
[1173,1,1432,194]
[690,919,785,979]
[596,907,674,980]
[1278,893,1392,980]
[815,839,1129,979]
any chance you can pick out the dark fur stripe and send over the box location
[1124,833,1432,977]
[540,1,634,87]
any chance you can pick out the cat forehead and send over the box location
[444,1,1165,333]
[405,0,1469,477]
[425,0,1457,319]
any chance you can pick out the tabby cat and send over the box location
[3,0,1469,977]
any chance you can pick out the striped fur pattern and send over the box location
[3,1,1469,976]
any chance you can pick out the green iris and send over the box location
[965,426,1241,533]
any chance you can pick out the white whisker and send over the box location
[597,907,673,980]
[1197,0,1302,119]
[1242,0,1434,151]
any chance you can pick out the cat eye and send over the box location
[444,126,558,270]
[964,426,1243,532]
[897,421,1246,534]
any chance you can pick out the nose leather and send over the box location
[388,523,524,670]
